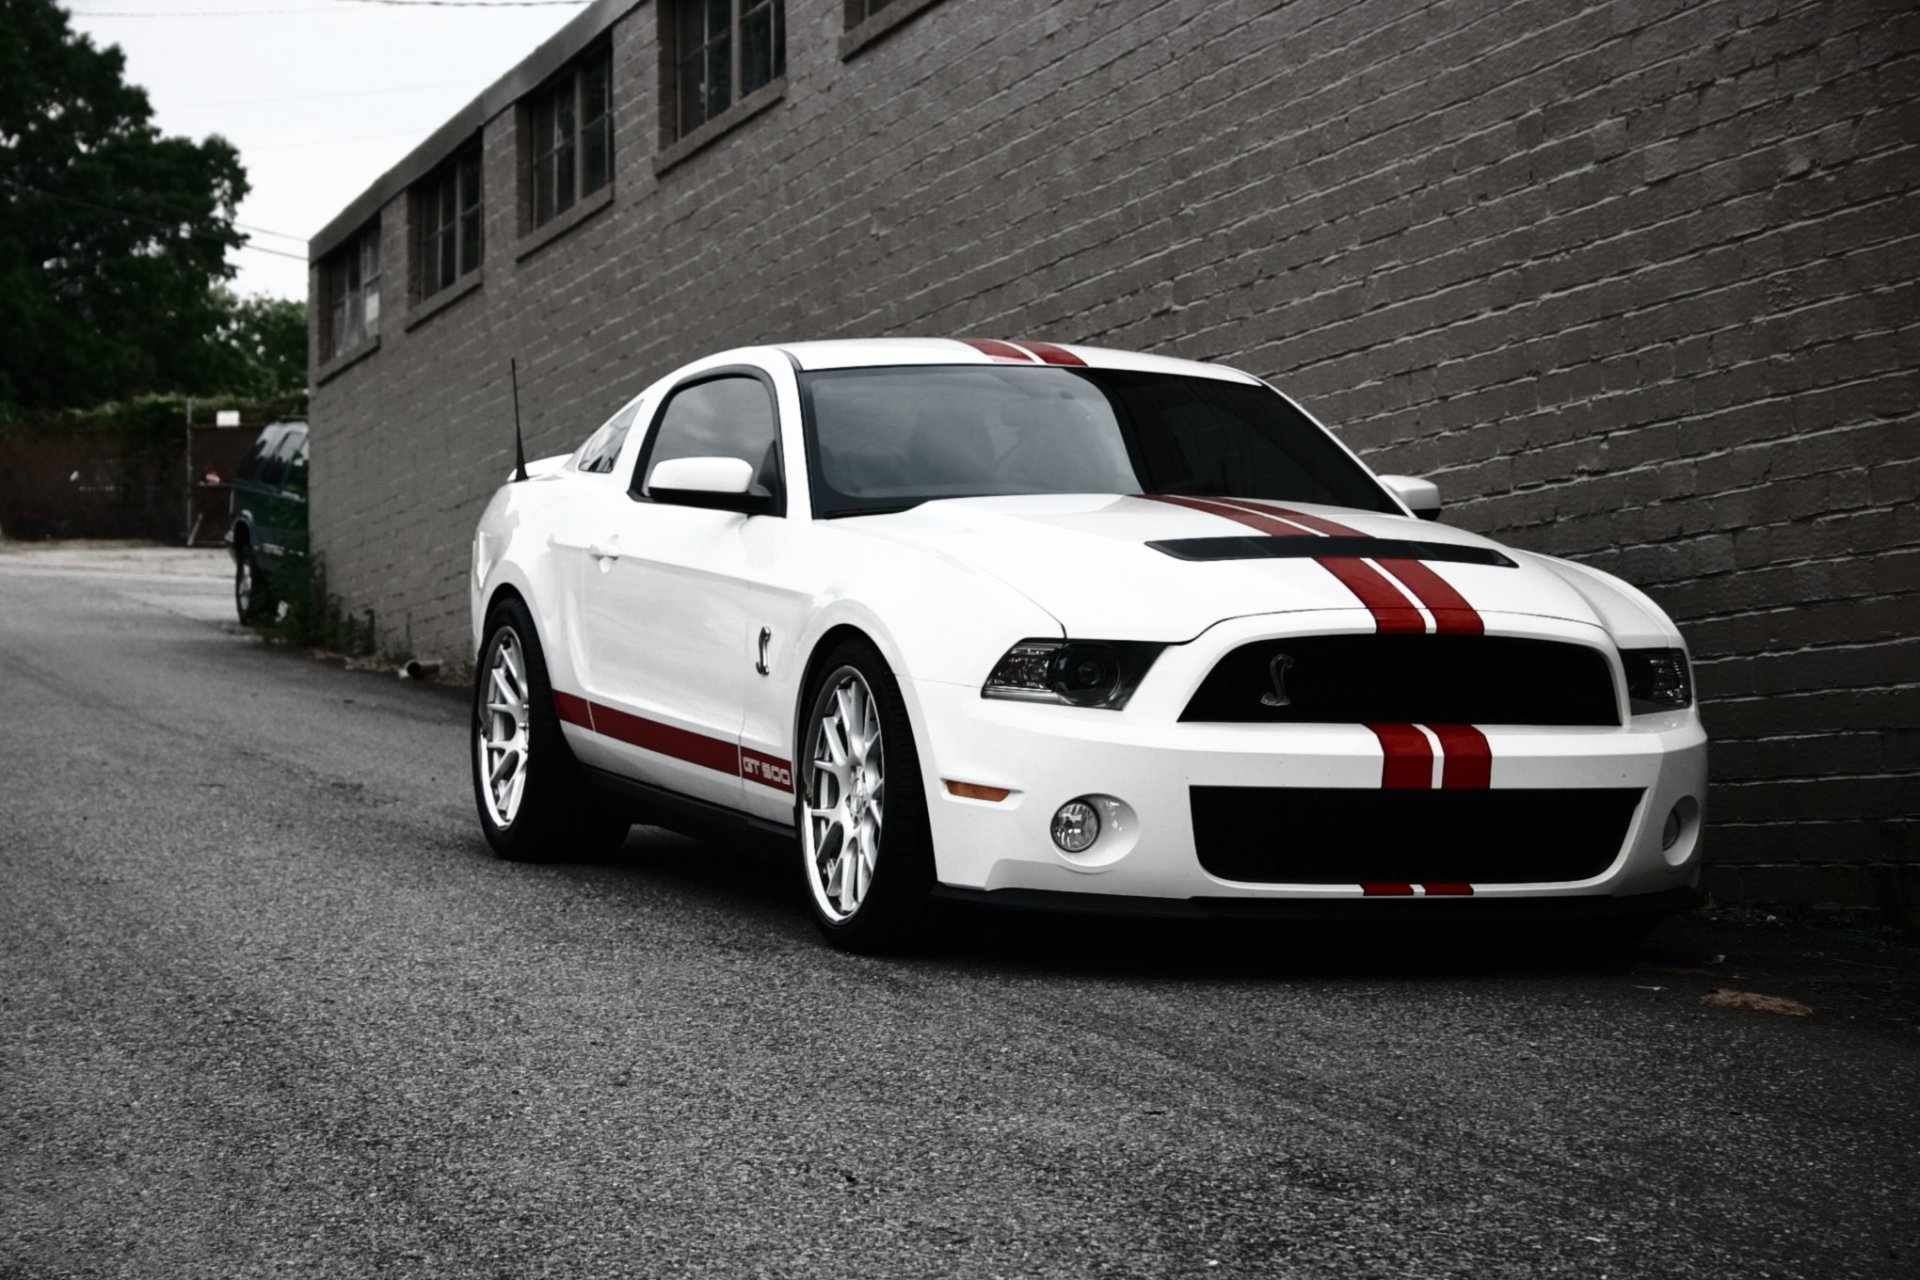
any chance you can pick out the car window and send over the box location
[576,398,641,474]
[800,366,1398,517]
[237,428,279,483]
[638,375,781,500]
[258,430,301,488]
[283,431,310,496]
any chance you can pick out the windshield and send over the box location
[799,366,1397,518]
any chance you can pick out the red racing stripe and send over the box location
[592,704,742,776]
[1366,723,1434,790]
[1017,339,1087,366]
[956,338,1039,363]
[1363,883,1416,896]
[1140,495,1425,634]
[1224,499,1486,636]
[1422,883,1475,896]
[555,691,795,792]
[553,691,594,729]
[1374,558,1483,635]
[1428,724,1492,790]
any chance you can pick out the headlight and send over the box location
[1622,648,1693,714]
[982,640,1164,709]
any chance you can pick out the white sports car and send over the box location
[470,338,1707,950]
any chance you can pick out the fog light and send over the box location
[1051,799,1101,853]
[1662,804,1684,851]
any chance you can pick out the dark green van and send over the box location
[226,419,308,623]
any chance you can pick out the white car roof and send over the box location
[773,337,1264,383]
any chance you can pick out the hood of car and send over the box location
[844,494,1613,641]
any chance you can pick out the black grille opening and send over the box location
[1180,635,1619,726]
[1191,787,1644,885]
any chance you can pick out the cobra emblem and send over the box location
[1260,652,1295,707]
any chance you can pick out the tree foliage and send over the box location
[0,0,274,409]
[203,290,308,400]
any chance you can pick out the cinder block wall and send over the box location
[309,0,1920,907]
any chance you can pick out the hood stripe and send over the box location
[1017,340,1087,366]
[956,338,1039,363]
[1206,497,1485,636]
[1140,495,1425,634]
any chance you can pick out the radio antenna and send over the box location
[510,358,529,483]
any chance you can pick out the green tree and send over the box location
[203,289,309,400]
[0,0,251,409]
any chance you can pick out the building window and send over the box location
[844,0,897,24]
[665,0,785,141]
[527,43,612,230]
[321,223,380,362]
[414,145,483,299]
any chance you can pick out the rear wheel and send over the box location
[797,639,935,952]
[472,597,630,862]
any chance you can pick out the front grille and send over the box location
[1191,787,1644,884]
[1180,635,1619,726]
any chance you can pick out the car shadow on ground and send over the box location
[541,824,1727,984]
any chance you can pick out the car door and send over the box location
[570,365,788,811]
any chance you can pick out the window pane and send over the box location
[534,153,556,226]
[582,56,609,126]
[555,135,576,215]
[582,118,608,195]
[742,5,772,96]
[364,283,380,339]
[678,51,706,132]
[706,0,730,40]
[678,0,705,59]
[707,38,731,118]
[460,207,483,274]
[645,376,779,496]
[459,152,482,213]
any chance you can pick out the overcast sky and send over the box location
[65,0,588,302]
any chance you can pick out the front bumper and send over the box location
[906,611,1708,906]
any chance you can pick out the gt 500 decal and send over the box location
[553,691,795,793]
[740,750,794,791]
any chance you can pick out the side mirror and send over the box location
[646,455,771,514]
[1379,474,1442,521]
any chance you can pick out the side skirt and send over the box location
[579,764,797,854]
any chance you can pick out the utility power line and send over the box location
[0,177,309,262]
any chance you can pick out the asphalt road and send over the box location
[3,543,1917,1280]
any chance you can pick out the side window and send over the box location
[576,399,641,474]
[259,431,300,487]
[639,375,781,500]
[284,432,310,496]
[237,430,275,483]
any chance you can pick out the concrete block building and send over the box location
[308,0,1919,907]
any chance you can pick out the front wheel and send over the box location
[234,542,269,623]
[472,597,630,862]
[797,639,936,953]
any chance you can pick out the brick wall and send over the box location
[309,0,1920,907]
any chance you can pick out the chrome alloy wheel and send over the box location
[804,668,885,922]
[477,628,533,828]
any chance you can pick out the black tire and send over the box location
[794,637,936,953]
[234,539,270,623]
[472,596,631,862]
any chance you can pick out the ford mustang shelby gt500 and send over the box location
[469,338,1706,950]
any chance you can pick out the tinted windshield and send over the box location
[799,366,1396,517]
